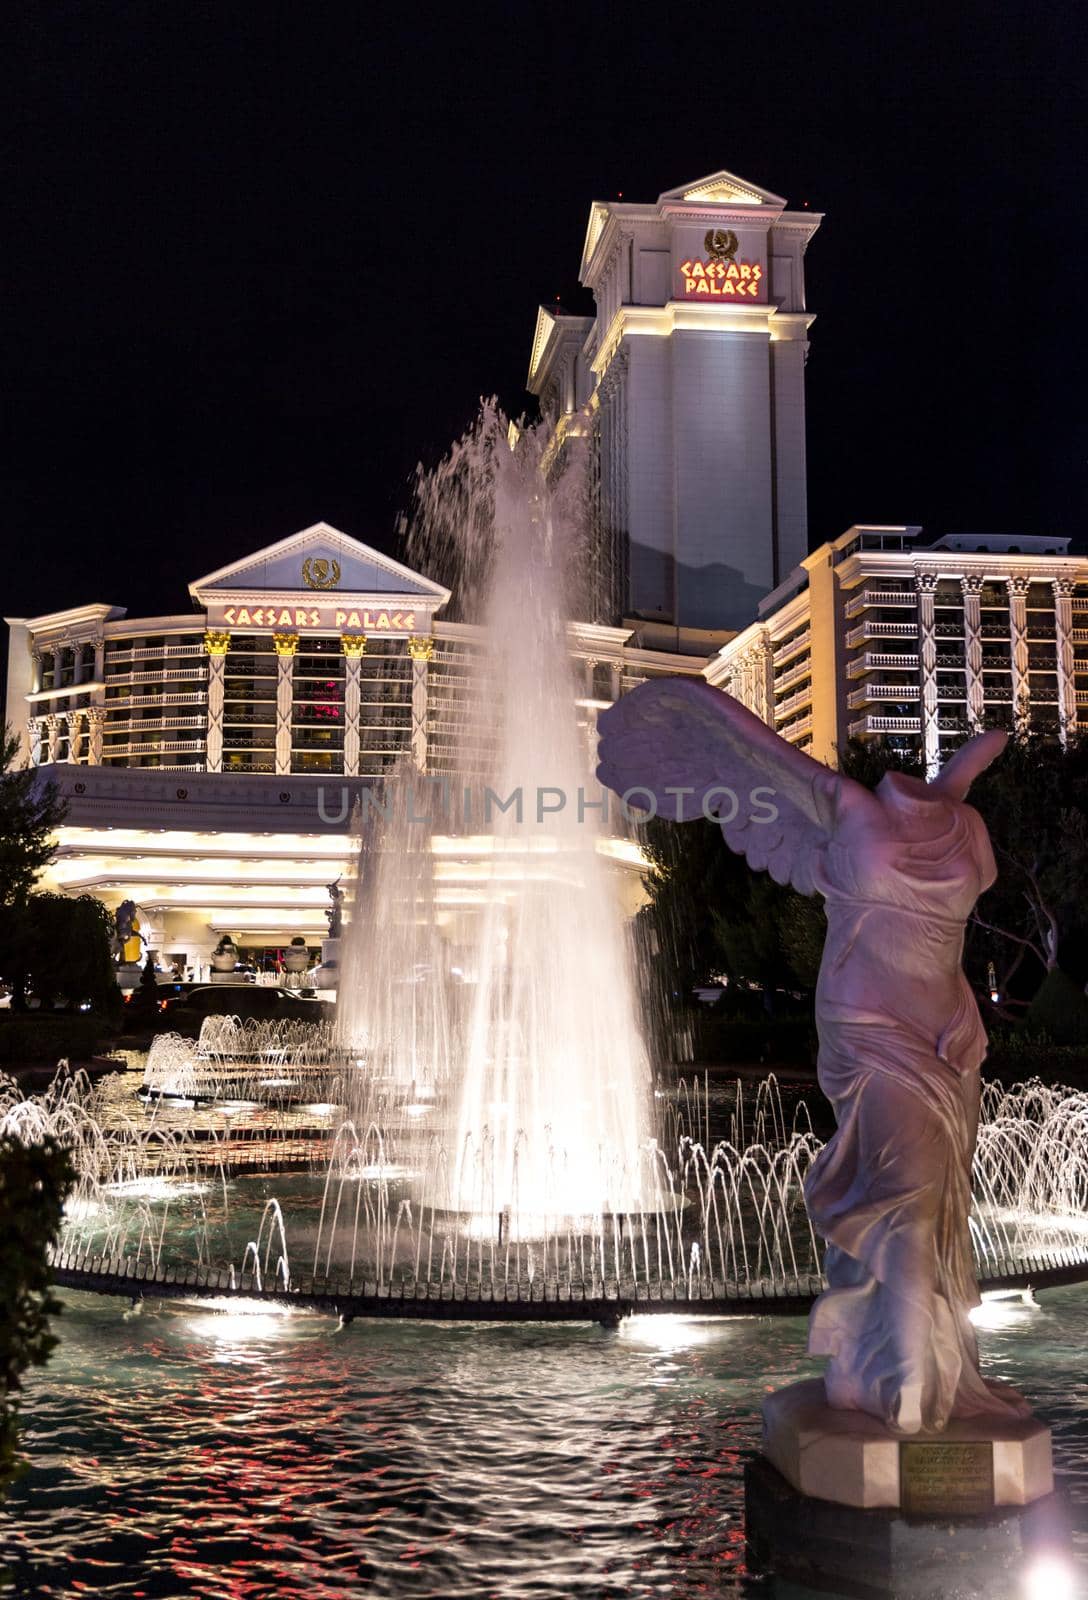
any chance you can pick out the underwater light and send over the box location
[969,1289,1037,1329]
[1023,1554,1075,1600]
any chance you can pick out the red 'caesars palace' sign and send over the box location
[679,258,764,299]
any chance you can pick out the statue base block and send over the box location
[762,1378,1052,1511]
[744,1452,1070,1599]
[209,971,246,984]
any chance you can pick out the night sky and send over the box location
[6,1,1085,631]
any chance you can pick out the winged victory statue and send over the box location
[597,677,1031,1436]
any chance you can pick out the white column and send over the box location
[960,575,985,731]
[341,635,366,775]
[1053,576,1077,745]
[92,631,105,685]
[86,706,106,765]
[915,572,940,776]
[408,636,434,771]
[43,713,60,765]
[755,634,774,726]
[273,633,298,776]
[29,717,43,766]
[1006,576,1031,733]
[204,631,230,772]
[68,709,85,763]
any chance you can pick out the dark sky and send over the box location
[5,0,1085,628]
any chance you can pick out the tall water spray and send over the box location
[340,406,653,1223]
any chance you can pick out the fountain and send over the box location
[338,406,653,1231]
[1,409,1086,1325]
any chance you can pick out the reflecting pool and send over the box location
[4,1284,1087,1597]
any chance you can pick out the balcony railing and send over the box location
[771,628,811,665]
[845,620,919,648]
[773,656,811,695]
[843,588,918,620]
[108,691,206,709]
[104,643,204,663]
[846,651,920,679]
[104,739,205,755]
[781,713,812,741]
[110,666,210,684]
[774,686,813,720]
[105,715,207,733]
[847,683,922,710]
[848,714,922,737]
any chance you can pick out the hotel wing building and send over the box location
[6,167,1082,967]
[3,523,701,968]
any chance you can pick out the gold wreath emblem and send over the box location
[704,228,739,263]
[302,556,341,590]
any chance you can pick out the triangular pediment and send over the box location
[658,169,787,209]
[189,523,451,606]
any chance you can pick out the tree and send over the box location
[0,728,66,909]
[638,737,923,1012]
[966,730,1088,1016]
[21,894,120,1015]
[0,1135,73,1497]
[0,727,67,1013]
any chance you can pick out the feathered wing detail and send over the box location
[596,678,871,897]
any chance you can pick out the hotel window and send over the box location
[292,637,345,774]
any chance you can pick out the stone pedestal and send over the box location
[209,971,248,985]
[314,937,340,992]
[762,1379,1053,1512]
[744,1453,1071,1600]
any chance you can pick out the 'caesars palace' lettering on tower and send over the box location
[679,258,764,299]
[219,605,417,631]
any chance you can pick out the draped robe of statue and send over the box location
[596,678,1032,1435]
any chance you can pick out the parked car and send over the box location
[159,985,329,1025]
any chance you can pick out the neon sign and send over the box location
[679,258,763,299]
[218,605,417,631]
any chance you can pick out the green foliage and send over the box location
[967,730,1088,1000]
[638,724,1088,1026]
[15,894,120,1015]
[1021,966,1088,1047]
[0,1136,74,1496]
[638,738,919,1008]
[0,728,66,909]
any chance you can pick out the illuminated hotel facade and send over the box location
[706,526,1088,773]
[4,523,700,968]
[6,166,1080,965]
[528,167,820,640]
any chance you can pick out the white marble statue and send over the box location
[597,677,1032,1435]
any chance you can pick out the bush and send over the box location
[0,1014,112,1065]
[0,1135,74,1497]
[1022,967,1088,1047]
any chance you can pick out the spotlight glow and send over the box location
[1023,1555,1075,1600]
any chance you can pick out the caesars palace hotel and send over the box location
[7,166,1086,968]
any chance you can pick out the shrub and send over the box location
[0,1136,74,1497]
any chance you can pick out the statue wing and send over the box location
[597,678,865,896]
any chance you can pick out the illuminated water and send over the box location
[4,1285,1088,1597]
[337,407,653,1221]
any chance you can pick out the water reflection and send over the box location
[5,1285,1087,1597]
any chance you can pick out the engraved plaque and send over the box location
[900,1440,995,1515]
